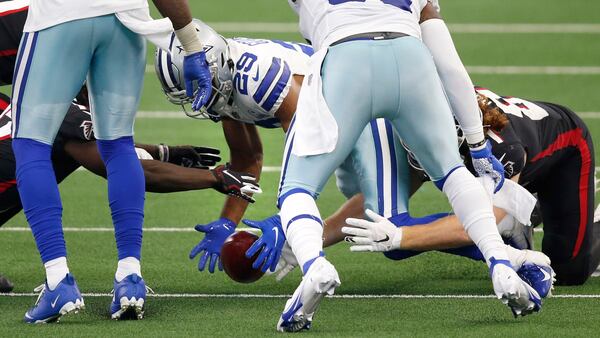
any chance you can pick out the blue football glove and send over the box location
[183,51,213,111]
[189,218,235,273]
[469,140,505,193]
[243,214,285,273]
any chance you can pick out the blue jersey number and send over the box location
[233,52,257,95]
[328,0,412,12]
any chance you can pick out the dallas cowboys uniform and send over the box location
[215,37,410,218]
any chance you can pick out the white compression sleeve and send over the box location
[421,19,485,145]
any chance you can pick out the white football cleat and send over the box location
[276,257,340,332]
[490,258,542,317]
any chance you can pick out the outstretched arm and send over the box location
[62,141,242,193]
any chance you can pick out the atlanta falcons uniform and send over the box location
[0,93,95,226]
[471,88,599,285]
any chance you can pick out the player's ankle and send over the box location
[44,257,69,290]
[115,257,141,282]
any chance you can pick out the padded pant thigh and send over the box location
[379,37,463,181]
[337,119,411,216]
[279,43,373,197]
[11,22,93,144]
[88,16,146,140]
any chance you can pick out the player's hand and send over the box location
[159,144,221,169]
[183,51,213,111]
[342,209,403,252]
[469,140,505,193]
[271,241,298,282]
[189,218,236,273]
[210,164,262,203]
[243,215,285,273]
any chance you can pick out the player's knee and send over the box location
[433,165,465,190]
[96,136,136,163]
[12,138,52,165]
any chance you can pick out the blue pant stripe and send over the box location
[384,120,398,216]
[370,120,384,215]
[278,188,314,210]
[252,57,281,105]
[261,60,291,112]
[277,115,296,200]
[286,214,323,231]
[13,32,38,138]
[277,134,296,208]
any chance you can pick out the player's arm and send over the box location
[219,119,264,223]
[134,143,221,169]
[62,140,257,194]
[419,3,505,191]
[188,119,263,273]
[152,0,212,110]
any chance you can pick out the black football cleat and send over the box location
[0,274,14,293]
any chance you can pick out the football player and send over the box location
[0,93,260,292]
[158,2,539,328]
[339,88,599,286]
[8,0,212,323]
[273,0,541,330]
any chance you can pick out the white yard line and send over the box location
[0,226,545,233]
[195,22,600,34]
[466,66,600,75]
[0,292,597,299]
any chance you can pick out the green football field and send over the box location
[2,0,600,336]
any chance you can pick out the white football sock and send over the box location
[280,192,324,273]
[442,167,509,265]
[115,257,141,282]
[44,257,69,290]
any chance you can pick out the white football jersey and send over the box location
[287,0,428,50]
[220,38,312,128]
[23,0,147,32]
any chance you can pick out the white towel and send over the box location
[491,179,537,226]
[116,8,173,50]
[291,48,339,157]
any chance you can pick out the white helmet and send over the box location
[155,19,233,121]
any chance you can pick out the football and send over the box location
[220,231,265,283]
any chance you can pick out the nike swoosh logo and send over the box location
[498,153,507,162]
[541,267,551,282]
[51,295,60,308]
[374,235,390,243]
[252,66,260,82]
[273,227,279,245]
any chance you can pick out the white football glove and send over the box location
[342,209,403,252]
[270,241,298,282]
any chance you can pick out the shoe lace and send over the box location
[32,284,46,306]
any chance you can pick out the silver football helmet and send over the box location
[155,19,233,121]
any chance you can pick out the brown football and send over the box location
[220,231,265,283]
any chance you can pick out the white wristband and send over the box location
[465,130,486,146]
[175,21,203,55]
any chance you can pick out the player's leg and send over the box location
[380,36,539,314]
[86,15,146,319]
[11,20,91,322]
[276,42,381,332]
[538,129,599,285]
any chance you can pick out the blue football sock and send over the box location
[384,212,484,262]
[12,138,66,263]
[441,246,485,262]
[97,137,145,260]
